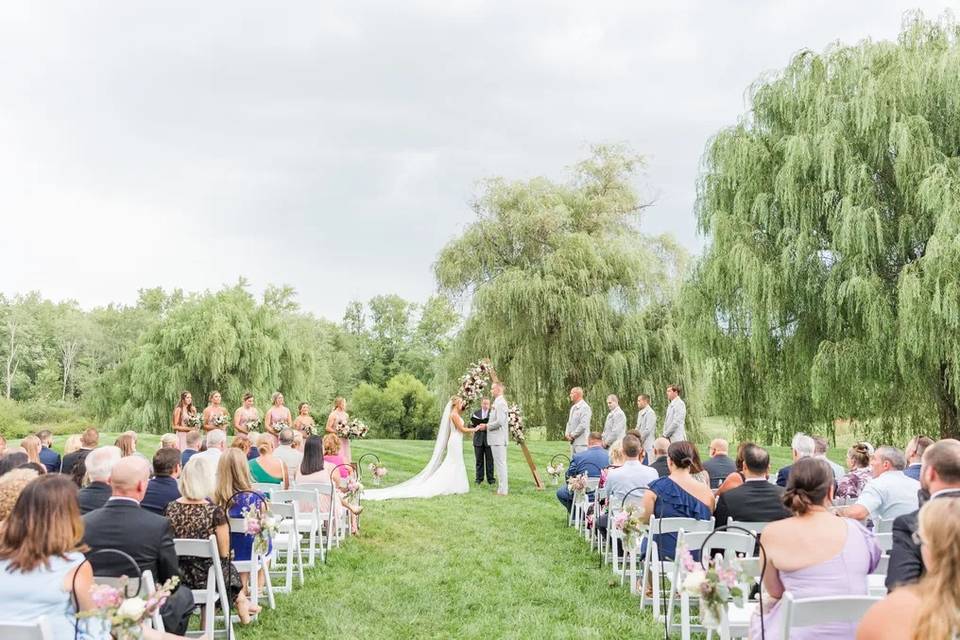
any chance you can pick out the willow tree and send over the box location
[435,145,691,438]
[686,14,960,441]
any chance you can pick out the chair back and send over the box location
[871,554,889,576]
[648,516,715,536]
[252,482,280,496]
[0,618,53,640]
[681,529,757,562]
[174,534,218,559]
[874,518,894,534]
[619,486,649,511]
[780,593,880,638]
[92,569,157,599]
[294,481,337,502]
[874,532,893,552]
[727,518,771,534]
[269,488,319,506]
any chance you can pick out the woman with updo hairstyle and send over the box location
[716,441,752,497]
[835,442,873,500]
[247,434,289,489]
[639,441,715,559]
[751,457,880,639]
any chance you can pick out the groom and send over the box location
[487,382,509,496]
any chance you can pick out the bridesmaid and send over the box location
[293,402,316,435]
[233,393,261,436]
[172,391,197,450]
[264,392,292,448]
[203,390,230,433]
[324,397,351,463]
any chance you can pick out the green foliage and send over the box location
[686,12,960,441]
[350,373,441,439]
[0,398,92,438]
[435,145,692,437]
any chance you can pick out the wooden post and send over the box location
[519,442,544,490]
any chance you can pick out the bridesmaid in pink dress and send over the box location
[264,392,292,448]
[293,402,317,435]
[172,391,197,450]
[203,390,230,433]
[324,397,351,463]
[233,393,261,436]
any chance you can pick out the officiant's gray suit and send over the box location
[487,394,510,494]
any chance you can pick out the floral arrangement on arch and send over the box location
[80,576,180,640]
[368,462,388,485]
[242,504,281,556]
[612,504,647,550]
[458,360,492,403]
[678,546,750,628]
[507,404,525,443]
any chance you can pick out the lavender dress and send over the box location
[751,518,880,640]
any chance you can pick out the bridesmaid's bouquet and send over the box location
[272,421,290,433]
[184,412,202,429]
[334,420,350,438]
[459,360,492,403]
[507,404,525,443]
[80,576,180,640]
[244,418,262,433]
[212,413,229,429]
[348,419,369,439]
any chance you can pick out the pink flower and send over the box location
[90,584,123,609]
[612,511,629,530]
[680,548,697,573]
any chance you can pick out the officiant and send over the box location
[471,397,495,485]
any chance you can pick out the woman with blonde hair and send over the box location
[63,434,83,456]
[324,396,351,462]
[214,449,270,594]
[248,436,289,488]
[203,390,229,434]
[263,392,291,448]
[20,435,43,469]
[857,497,960,640]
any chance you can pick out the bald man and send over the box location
[82,456,193,633]
[704,439,737,489]
[564,387,592,454]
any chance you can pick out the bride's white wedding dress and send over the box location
[364,401,469,500]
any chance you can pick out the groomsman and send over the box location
[636,394,656,463]
[662,384,687,443]
[601,395,626,449]
[564,387,592,454]
[471,398,495,486]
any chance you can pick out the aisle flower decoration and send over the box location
[344,479,364,503]
[545,462,565,485]
[348,419,369,439]
[612,504,647,550]
[459,360,492,403]
[678,546,749,629]
[368,462,388,486]
[507,404,525,443]
[185,413,202,429]
[566,473,588,498]
[80,576,179,640]
[242,504,281,556]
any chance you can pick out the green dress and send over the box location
[249,458,283,484]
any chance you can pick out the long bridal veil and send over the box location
[364,401,467,500]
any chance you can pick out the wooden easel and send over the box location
[519,441,544,490]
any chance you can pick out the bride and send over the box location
[364,396,479,500]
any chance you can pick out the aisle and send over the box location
[236,441,663,640]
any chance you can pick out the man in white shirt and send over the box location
[635,394,656,464]
[274,428,303,481]
[564,387,592,454]
[662,384,687,443]
[194,429,226,474]
[838,446,920,523]
[601,395,627,449]
[597,434,657,537]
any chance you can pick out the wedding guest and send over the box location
[903,435,933,481]
[688,444,711,487]
[293,402,317,435]
[716,442,750,497]
[298,435,360,526]
[604,434,657,505]
[662,384,687,443]
[141,447,182,516]
[77,445,121,514]
[858,498,960,640]
[37,430,61,473]
[82,456,194,634]
[324,397,351,462]
[322,433,352,479]
[471,397,494,486]
[556,432,609,512]
[601,395,627,449]
[165,456,258,624]
[263,391,292,449]
[203,390,229,434]
[640,441,714,559]
[180,429,202,466]
[606,440,626,469]
[704,439,737,489]
[160,433,178,449]
[246,432,261,460]
[60,427,100,476]
[0,468,38,521]
[636,394,656,463]
[775,432,815,487]
[194,429,227,470]
[713,444,789,527]
[115,432,136,457]
[836,446,919,523]
[649,437,671,477]
[233,392,260,436]
[21,434,43,468]
[813,435,845,480]
[0,451,28,477]
[231,434,255,462]
[564,387,592,454]
[63,433,82,457]
[214,449,270,595]
[274,428,303,482]
[752,458,880,639]
[172,390,198,450]
[835,443,872,500]
[886,438,960,589]
[248,437,289,488]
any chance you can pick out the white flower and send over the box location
[682,571,707,594]
[117,597,147,621]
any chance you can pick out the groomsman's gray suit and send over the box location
[565,399,592,454]
[601,406,627,448]
[637,405,657,461]
[487,394,510,494]
[663,396,687,443]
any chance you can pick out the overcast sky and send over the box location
[1,1,953,320]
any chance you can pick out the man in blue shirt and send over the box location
[556,432,609,512]
[37,430,61,473]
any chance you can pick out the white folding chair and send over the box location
[227,517,276,610]
[93,569,164,632]
[590,486,609,551]
[295,481,339,553]
[868,554,890,596]
[252,482,280,496]
[267,501,305,593]
[874,517,894,533]
[270,488,325,566]
[174,535,235,638]
[874,532,893,552]
[727,518,771,534]
[0,618,53,640]
[639,517,716,618]
[779,592,880,639]
[606,488,649,575]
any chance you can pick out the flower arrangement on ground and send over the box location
[242,504,281,556]
[459,360,492,403]
[612,504,647,550]
[368,462,388,486]
[678,546,749,628]
[507,404,525,443]
[546,462,565,485]
[80,576,179,640]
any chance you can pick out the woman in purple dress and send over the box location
[835,443,872,500]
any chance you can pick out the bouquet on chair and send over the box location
[678,546,749,629]
[344,479,364,503]
[612,504,647,551]
[566,473,588,498]
[545,463,565,485]
[242,505,281,556]
[80,576,179,640]
[368,462,388,486]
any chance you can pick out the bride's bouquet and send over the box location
[507,404,525,443]
[459,360,492,403]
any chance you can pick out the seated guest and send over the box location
[775,432,815,487]
[813,435,845,480]
[603,434,657,507]
[194,428,227,469]
[159,433,178,449]
[713,444,790,527]
[649,437,670,477]
[249,436,289,487]
[323,433,352,479]
[82,456,194,635]
[752,458,880,639]
[903,435,933,481]
[835,443,872,500]
[886,438,960,590]
[0,451,28,477]
[77,445,121,514]
[0,468,39,521]
[61,427,98,478]
[231,434,254,460]
[704,438,737,489]
[246,433,261,460]
[63,434,82,457]
[556,432,610,512]
[20,434,43,469]
[716,442,749,497]
[858,497,960,640]
[640,441,715,559]
[180,430,202,467]
[274,428,303,481]
[37,430,61,473]
[214,449,269,595]
[836,446,920,523]
[689,445,711,487]
[141,447,182,516]
[166,456,259,624]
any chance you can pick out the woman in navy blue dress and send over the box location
[214,449,271,593]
